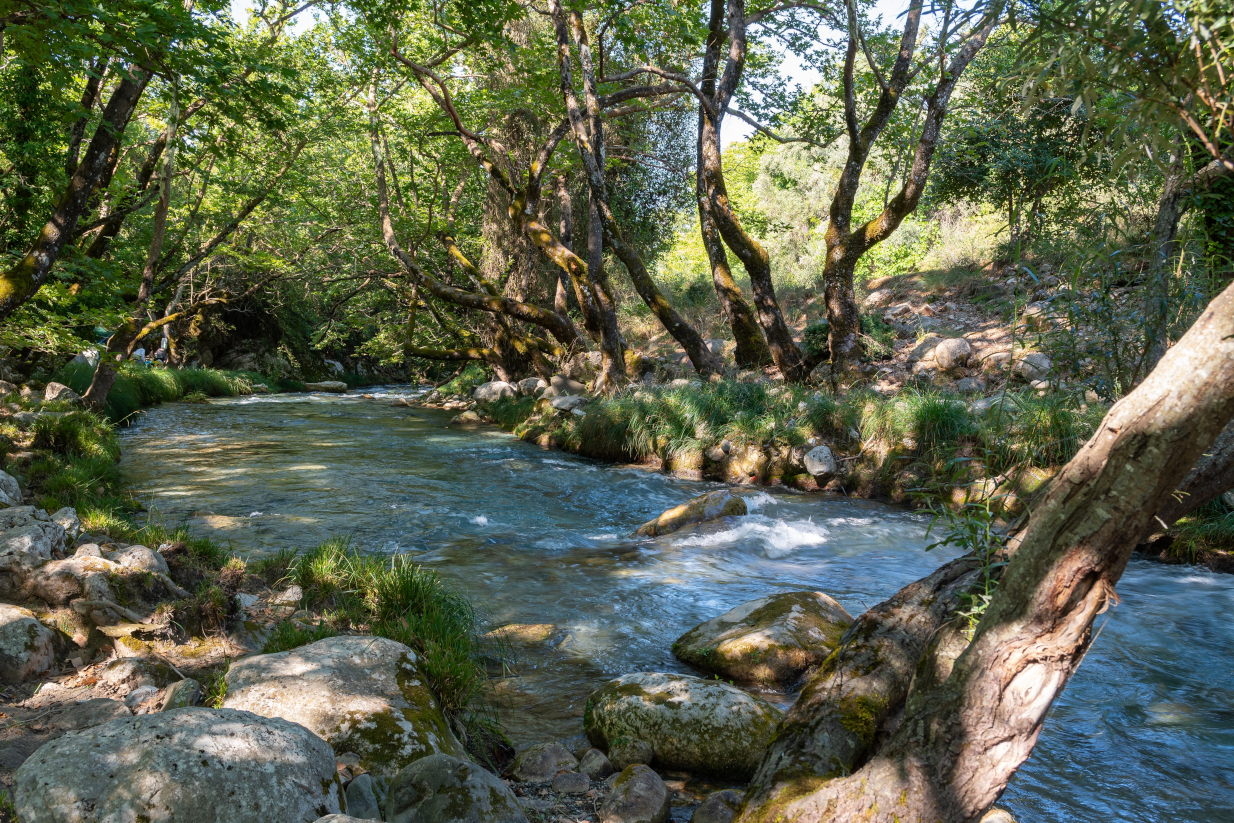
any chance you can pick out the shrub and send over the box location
[438,363,487,396]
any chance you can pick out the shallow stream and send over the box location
[120,388,1234,822]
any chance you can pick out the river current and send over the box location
[119,388,1234,822]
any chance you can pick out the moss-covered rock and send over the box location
[584,672,780,780]
[635,490,747,537]
[385,753,526,823]
[0,603,58,684]
[672,592,853,689]
[598,764,669,823]
[223,635,465,776]
[510,741,577,781]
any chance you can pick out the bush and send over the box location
[438,363,487,396]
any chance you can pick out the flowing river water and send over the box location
[119,388,1234,822]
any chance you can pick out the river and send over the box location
[119,388,1234,822]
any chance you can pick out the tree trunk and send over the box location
[821,245,863,381]
[64,56,110,178]
[740,279,1234,822]
[137,85,180,306]
[0,67,147,320]
[587,191,628,393]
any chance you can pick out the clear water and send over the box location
[119,388,1234,822]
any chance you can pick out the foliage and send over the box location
[53,362,259,422]
[262,619,341,654]
[1171,500,1234,561]
[926,499,1008,638]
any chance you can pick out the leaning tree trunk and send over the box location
[740,279,1234,822]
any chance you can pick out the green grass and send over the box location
[438,363,487,397]
[486,396,536,429]
[979,392,1104,472]
[1172,501,1234,561]
[858,390,974,459]
[263,619,341,653]
[52,361,265,423]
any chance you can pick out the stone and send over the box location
[955,377,985,394]
[585,672,780,780]
[907,334,943,363]
[0,469,21,506]
[385,754,527,823]
[43,382,82,404]
[223,635,465,776]
[346,773,383,821]
[672,592,852,689]
[511,741,578,782]
[474,381,517,403]
[50,506,80,539]
[579,747,616,779]
[970,393,1020,417]
[517,377,547,396]
[451,410,482,424]
[14,708,342,823]
[980,809,1018,823]
[607,739,653,771]
[0,604,58,685]
[306,381,349,392]
[109,543,170,575]
[0,378,18,397]
[27,554,121,606]
[597,765,669,823]
[160,677,201,710]
[270,584,303,605]
[549,395,589,412]
[542,374,587,398]
[933,337,972,371]
[236,591,260,609]
[1014,351,1052,381]
[57,698,131,730]
[551,771,590,794]
[862,288,894,309]
[635,490,747,537]
[124,684,161,708]
[316,816,380,823]
[73,543,102,558]
[690,790,744,823]
[325,359,346,376]
[802,445,838,479]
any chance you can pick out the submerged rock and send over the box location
[584,672,780,780]
[598,765,669,823]
[673,592,852,689]
[0,604,58,684]
[385,754,527,823]
[223,635,465,776]
[13,707,341,823]
[635,490,747,537]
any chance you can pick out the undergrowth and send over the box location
[53,361,265,423]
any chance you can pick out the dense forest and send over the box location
[0,0,1232,821]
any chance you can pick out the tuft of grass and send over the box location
[486,396,536,428]
[31,411,120,460]
[979,392,1103,471]
[1171,501,1234,561]
[52,361,261,423]
[262,619,341,654]
[202,661,230,708]
[249,547,298,586]
[438,363,487,397]
[859,390,973,459]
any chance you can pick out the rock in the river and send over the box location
[223,635,465,776]
[690,790,744,823]
[306,381,349,393]
[43,382,82,404]
[346,773,383,821]
[511,741,578,781]
[13,707,341,823]
[597,765,669,823]
[579,748,616,779]
[0,469,22,506]
[385,754,527,823]
[802,445,838,479]
[672,592,852,689]
[451,410,482,424]
[635,490,746,537]
[474,381,517,403]
[0,604,58,684]
[585,672,780,780]
[608,739,654,771]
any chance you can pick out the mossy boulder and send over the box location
[14,708,341,823]
[584,672,780,780]
[598,764,669,823]
[223,635,465,776]
[510,741,577,781]
[672,592,853,689]
[385,754,527,823]
[635,490,747,537]
[0,604,58,684]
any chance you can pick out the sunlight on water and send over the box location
[120,387,1234,823]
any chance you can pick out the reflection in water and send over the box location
[120,388,1234,822]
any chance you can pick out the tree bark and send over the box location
[137,84,180,306]
[740,279,1234,822]
[64,55,110,178]
[0,67,148,320]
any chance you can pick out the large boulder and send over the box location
[0,507,66,587]
[584,672,780,780]
[0,469,21,506]
[223,635,465,776]
[517,377,547,397]
[635,490,747,537]
[542,374,586,398]
[598,765,669,823]
[474,381,517,403]
[43,381,83,404]
[802,445,838,479]
[13,707,342,823]
[672,592,853,689]
[385,754,527,823]
[305,381,349,392]
[26,555,120,606]
[108,543,169,575]
[690,790,744,823]
[0,604,58,684]
[933,337,972,371]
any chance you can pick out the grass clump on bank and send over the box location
[52,361,264,423]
